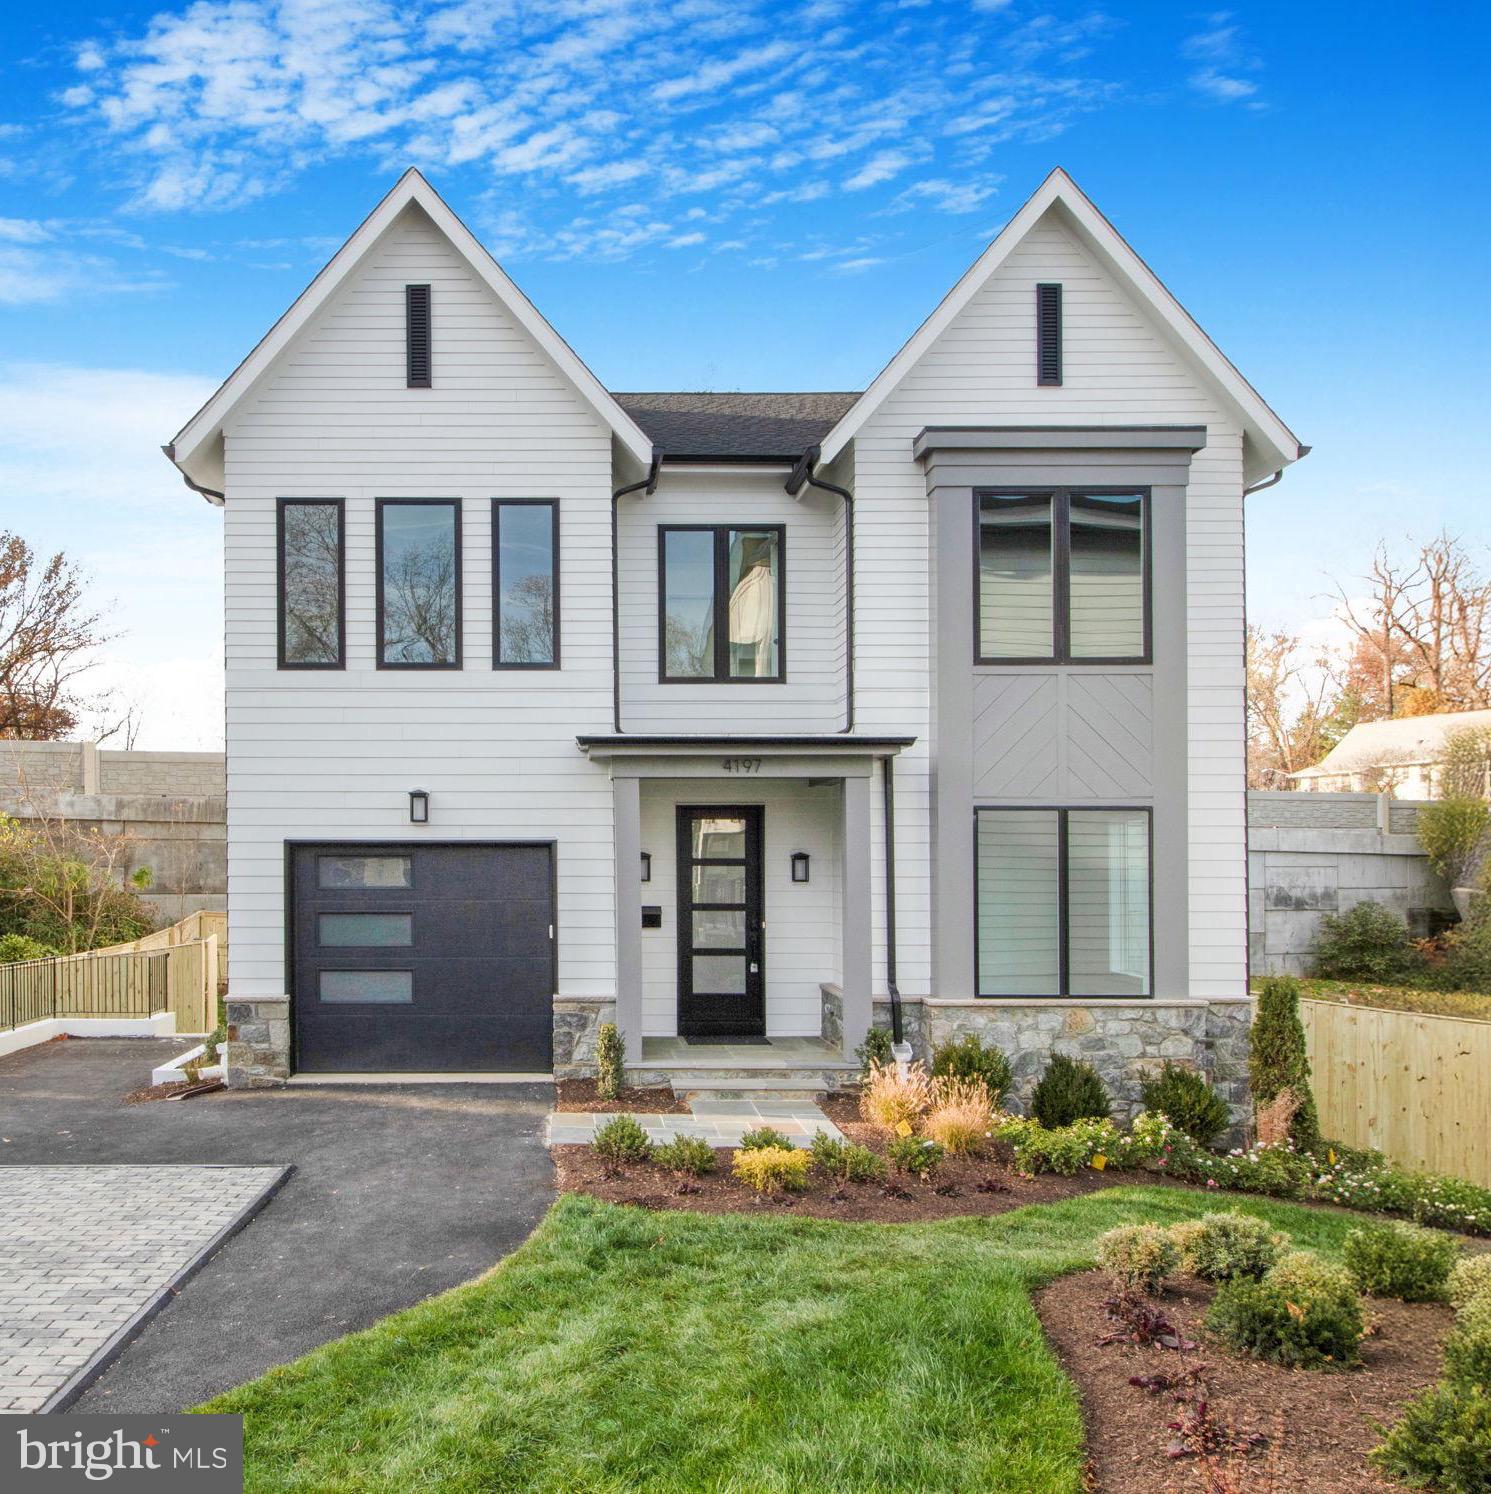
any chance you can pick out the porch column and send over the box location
[840,773,873,1057]
[612,773,644,1055]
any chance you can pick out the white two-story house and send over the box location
[166,168,1303,1118]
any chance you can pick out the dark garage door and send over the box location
[291,843,554,1073]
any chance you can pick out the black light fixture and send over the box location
[640,850,652,882]
[790,850,810,883]
[409,789,429,824]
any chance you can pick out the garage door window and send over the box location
[317,855,412,890]
[319,971,414,1004]
[318,913,413,947]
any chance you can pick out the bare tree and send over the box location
[1246,626,1344,789]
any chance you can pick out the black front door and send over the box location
[676,806,765,1037]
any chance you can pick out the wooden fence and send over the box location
[1302,999,1491,1188]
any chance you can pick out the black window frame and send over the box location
[1036,281,1063,386]
[973,805,1154,1000]
[492,498,560,671]
[973,486,1151,666]
[406,283,432,389]
[276,497,346,671]
[375,497,463,671]
[657,523,787,684]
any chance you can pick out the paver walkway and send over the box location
[0,1165,285,1412]
[545,1098,844,1148]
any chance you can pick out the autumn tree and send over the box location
[1246,626,1347,789]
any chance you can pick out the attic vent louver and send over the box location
[406,284,432,388]
[1036,282,1062,386]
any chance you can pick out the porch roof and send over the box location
[577,734,915,762]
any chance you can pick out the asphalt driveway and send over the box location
[0,1038,555,1413]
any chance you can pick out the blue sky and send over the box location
[0,0,1486,745]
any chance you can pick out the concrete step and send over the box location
[678,1085,826,1103]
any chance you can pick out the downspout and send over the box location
[785,444,853,732]
[161,444,225,505]
[610,446,664,734]
[882,754,904,1048]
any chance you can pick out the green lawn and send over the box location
[204,1188,1367,1493]
[1267,976,1491,1021]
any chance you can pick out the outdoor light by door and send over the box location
[640,850,652,882]
[790,850,810,883]
[409,789,430,824]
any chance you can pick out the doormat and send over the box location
[685,1036,771,1046]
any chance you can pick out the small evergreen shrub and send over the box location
[923,1075,996,1155]
[887,1135,945,1177]
[1311,901,1417,982]
[999,1116,1118,1176]
[1449,1254,1491,1312]
[652,1135,716,1176]
[1139,1062,1231,1146]
[809,1132,886,1185]
[1206,1251,1364,1369]
[1444,1298,1491,1390]
[1170,1211,1286,1282]
[738,1126,795,1152]
[592,1113,653,1165]
[1343,1219,1460,1301]
[1248,976,1320,1149]
[859,1060,935,1132]
[1095,1224,1178,1295]
[1030,1054,1111,1128]
[930,1034,1012,1106]
[0,933,60,963]
[1371,1383,1491,1494]
[854,1025,893,1077]
[1437,901,1491,993]
[594,1021,624,1102]
[731,1145,810,1194]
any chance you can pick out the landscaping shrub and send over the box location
[652,1136,716,1177]
[854,1025,893,1077]
[999,1115,1118,1176]
[1436,900,1491,993]
[594,1021,623,1101]
[929,1034,1012,1106]
[859,1060,934,1132]
[1311,1152,1491,1235]
[592,1114,653,1165]
[1248,976,1320,1149]
[1371,1383,1491,1494]
[922,1075,995,1155]
[1139,1062,1231,1146]
[731,1146,810,1194]
[1029,1054,1110,1128]
[0,932,59,962]
[1444,1299,1491,1390]
[1418,736,1491,885]
[887,1135,944,1178]
[1311,901,1418,982]
[1343,1219,1460,1301]
[809,1132,886,1185]
[1205,1251,1364,1369]
[1449,1254,1491,1311]
[1160,1134,1315,1198]
[1170,1211,1286,1282]
[1095,1224,1178,1295]
[738,1126,795,1152]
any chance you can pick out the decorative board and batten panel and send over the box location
[221,202,618,1000]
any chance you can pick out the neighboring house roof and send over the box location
[817,167,1305,484]
[613,392,860,461]
[165,169,655,499]
[1291,709,1491,779]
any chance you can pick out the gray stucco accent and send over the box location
[914,425,1208,459]
[612,774,644,1051]
[925,442,1195,1001]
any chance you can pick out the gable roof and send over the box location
[166,169,654,498]
[817,168,1305,484]
[1292,709,1491,780]
[614,391,859,461]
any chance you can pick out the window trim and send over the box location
[375,497,463,671]
[973,805,1154,1000]
[973,486,1151,666]
[657,523,787,684]
[492,498,561,671]
[276,497,346,671]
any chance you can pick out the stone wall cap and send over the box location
[919,995,1251,1010]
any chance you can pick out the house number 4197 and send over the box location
[721,758,762,774]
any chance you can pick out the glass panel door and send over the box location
[676,806,765,1036]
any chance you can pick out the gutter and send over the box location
[610,446,664,733]
[785,443,854,733]
[161,443,225,506]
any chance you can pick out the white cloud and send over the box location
[1190,67,1257,103]
[0,245,171,305]
[1182,13,1264,106]
[888,177,999,214]
[843,149,915,191]
[0,218,52,244]
[651,41,794,103]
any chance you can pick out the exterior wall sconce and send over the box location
[791,850,810,883]
[640,850,652,882]
[409,789,429,824]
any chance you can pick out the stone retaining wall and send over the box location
[553,997,616,1079]
[223,996,291,1087]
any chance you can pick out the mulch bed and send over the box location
[1036,1270,1453,1492]
[554,1078,690,1113]
[122,1080,189,1105]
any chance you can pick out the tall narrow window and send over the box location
[377,499,461,668]
[978,494,1054,660]
[1069,493,1144,658]
[659,525,784,682]
[975,807,1151,997]
[1036,282,1062,386]
[494,500,559,668]
[406,284,432,388]
[278,499,344,669]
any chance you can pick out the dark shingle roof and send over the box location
[612,391,861,460]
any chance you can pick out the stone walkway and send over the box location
[545,1098,844,1149]
[0,1165,286,1413]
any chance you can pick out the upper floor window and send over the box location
[493,499,559,668]
[377,499,461,668]
[660,525,784,682]
[976,489,1148,663]
[278,499,344,669]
